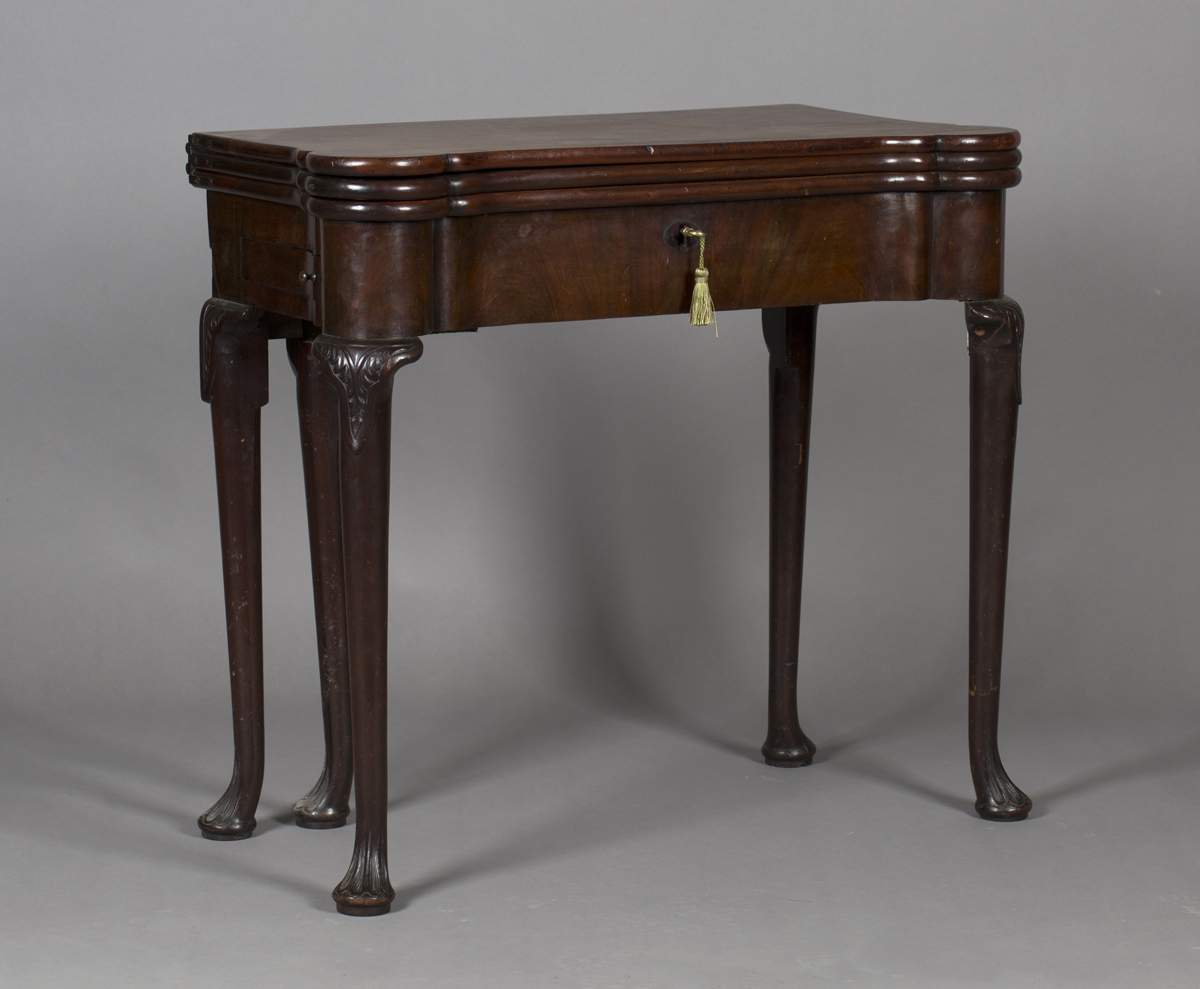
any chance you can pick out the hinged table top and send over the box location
[190,103,1018,177]
[188,104,1021,220]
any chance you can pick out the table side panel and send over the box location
[208,194,318,322]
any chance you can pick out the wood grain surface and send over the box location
[188,105,1020,219]
[193,106,1030,918]
[190,104,1017,175]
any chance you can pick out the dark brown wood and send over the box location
[294,168,1018,221]
[192,159,1018,218]
[207,193,318,322]
[435,195,934,333]
[287,337,353,830]
[310,335,423,916]
[929,192,1006,300]
[191,104,1032,915]
[761,307,818,767]
[276,150,1018,202]
[190,104,1018,178]
[348,150,1020,199]
[197,298,269,840]
[966,297,1031,821]
[320,220,431,340]
[188,105,1019,220]
[203,188,1005,338]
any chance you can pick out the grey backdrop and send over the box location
[2,2,1199,986]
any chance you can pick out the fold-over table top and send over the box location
[188,104,1020,220]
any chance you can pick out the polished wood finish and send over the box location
[207,194,317,322]
[197,299,269,840]
[431,192,1001,335]
[287,337,353,830]
[190,104,1031,915]
[203,190,1007,338]
[190,103,1018,176]
[310,335,422,915]
[188,105,1019,222]
[762,306,819,767]
[320,220,431,339]
[965,297,1031,821]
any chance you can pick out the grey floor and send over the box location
[4,695,1198,988]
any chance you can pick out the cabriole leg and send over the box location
[198,299,269,840]
[312,334,423,916]
[288,337,353,830]
[966,297,1032,821]
[761,306,818,768]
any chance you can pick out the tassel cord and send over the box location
[681,226,717,332]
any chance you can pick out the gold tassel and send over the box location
[681,225,716,333]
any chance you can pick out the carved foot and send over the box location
[333,842,394,916]
[974,755,1032,821]
[198,771,256,840]
[288,338,354,833]
[293,765,350,830]
[313,334,422,918]
[762,727,816,768]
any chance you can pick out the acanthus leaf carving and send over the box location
[311,336,423,451]
[200,298,256,404]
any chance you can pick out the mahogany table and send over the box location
[187,104,1030,916]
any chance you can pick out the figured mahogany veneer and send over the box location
[190,104,1020,219]
[191,104,1032,918]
